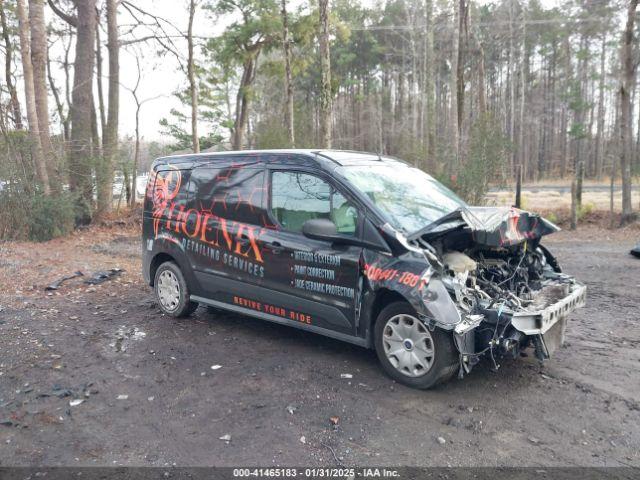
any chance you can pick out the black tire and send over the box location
[153,261,198,318]
[374,301,458,389]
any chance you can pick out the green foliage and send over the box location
[0,131,37,190]
[0,190,76,242]
[205,0,281,71]
[395,133,427,170]
[159,108,224,152]
[577,202,595,221]
[451,114,511,205]
[0,187,30,240]
[254,123,291,149]
[27,193,76,241]
[545,211,559,224]
[569,122,587,140]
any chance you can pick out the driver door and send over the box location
[258,169,363,336]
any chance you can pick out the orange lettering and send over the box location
[181,209,201,238]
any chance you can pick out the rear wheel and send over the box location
[154,261,198,318]
[374,301,458,389]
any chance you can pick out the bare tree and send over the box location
[122,57,163,208]
[47,43,67,141]
[96,0,120,215]
[516,3,526,209]
[50,0,98,217]
[619,0,638,224]
[594,33,607,180]
[0,0,24,130]
[449,0,460,169]
[318,0,332,148]
[423,0,435,164]
[29,0,56,189]
[16,0,50,194]
[187,0,199,153]
[281,0,295,147]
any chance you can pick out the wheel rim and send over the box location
[382,314,435,377]
[157,270,181,312]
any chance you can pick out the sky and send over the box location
[48,0,561,143]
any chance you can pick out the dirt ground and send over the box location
[1,220,639,467]
[488,183,640,211]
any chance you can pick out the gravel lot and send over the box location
[0,225,639,467]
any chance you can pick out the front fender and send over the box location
[362,252,461,331]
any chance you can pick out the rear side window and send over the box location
[190,166,266,226]
[270,171,357,235]
[146,167,193,216]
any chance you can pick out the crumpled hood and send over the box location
[408,206,560,248]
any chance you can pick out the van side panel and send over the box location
[142,165,200,291]
[142,153,372,344]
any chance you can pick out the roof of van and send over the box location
[154,149,406,168]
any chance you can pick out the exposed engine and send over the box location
[435,240,581,369]
[405,206,586,376]
[440,243,569,313]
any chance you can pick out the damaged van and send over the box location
[142,150,586,389]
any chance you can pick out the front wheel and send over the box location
[374,302,458,389]
[154,261,198,318]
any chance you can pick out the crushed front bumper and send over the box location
[510,282,587,336]
[454,281,586,372]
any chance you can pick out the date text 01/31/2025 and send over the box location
[232,467,400,478]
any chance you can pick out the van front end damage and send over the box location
[368,206,586,378]
[452,272,586,375]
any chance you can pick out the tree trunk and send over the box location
[130,102,141,209]
[508,0,516,179]
[0,0,24,130]
[449,0,460,171]
[515,5,527,207]
[594,34,607,180]
[424,0,435,165]
[69,0,98,221]
[28,0,57,190]
[619,0,637,223]
[318,0,332,149]
[62,29,72,141]
[187,0,199,153]
[281,0,295,147]
[96,0,119,216]
[574,35,589,220]
[16,0,50,194]
[570,177,577,230]
[233,55,257,150]
[560,35,573,179]
[95,26,106,136]
[476,33,486,117]
[47,48,67,142]
[456,0,465,141]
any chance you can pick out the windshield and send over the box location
[336,163,467,234]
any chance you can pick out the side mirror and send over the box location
[302,218,339,241]
[302,218,391,252]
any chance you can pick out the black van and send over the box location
[142,150,586,389]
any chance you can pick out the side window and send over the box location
[190,166,266,226]
[332,190,358,235]
[270,171,358,235]
[148,167,192,216]
[144,167,193,237]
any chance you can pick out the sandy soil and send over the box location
[0,222,639,467]
[487,188,640,212]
